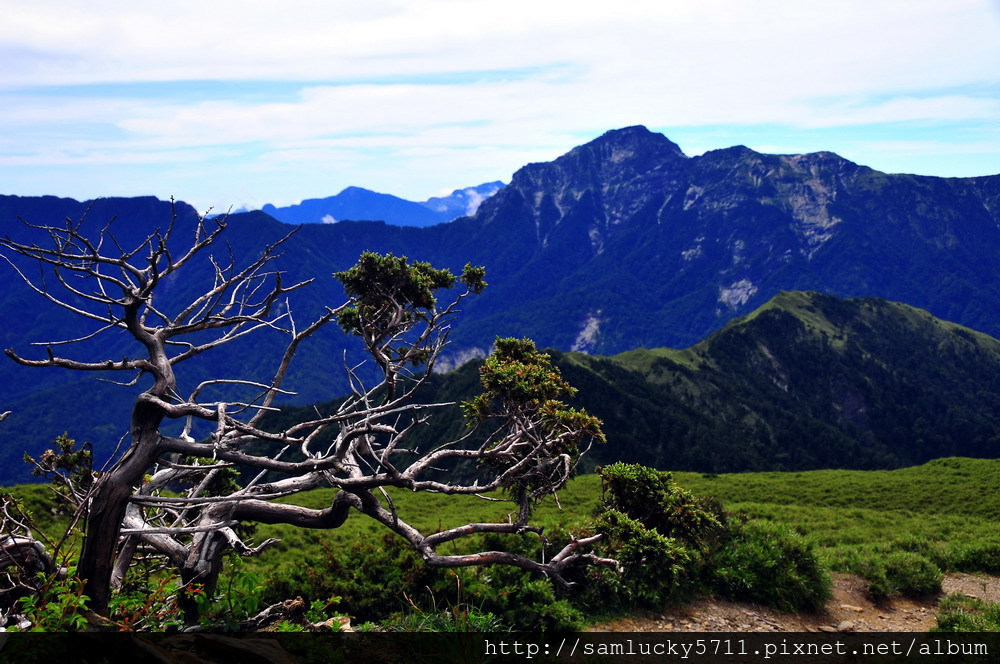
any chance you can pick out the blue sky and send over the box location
[2,0,999,213]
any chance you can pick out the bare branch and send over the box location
[3,218,608,623]
[120,522,237,536]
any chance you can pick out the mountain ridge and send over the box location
[260,181,504,227]
[545,290,1000,471]
[266,290,1000,477]
[446,125,999,359]
[1,125,999,479]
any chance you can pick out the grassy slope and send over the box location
[675,457,1000,519]
[553,291,1000,473]
[672,457,1000,574]
[610,290,1000,375]
[245,457,1000,580]
[8,457,997,594]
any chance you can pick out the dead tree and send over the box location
[0,498,56,620]
[1,209,612,624]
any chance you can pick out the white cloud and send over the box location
[1,0,998,209]
[796,95,1000,129]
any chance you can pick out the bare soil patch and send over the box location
[588,573,1000,633]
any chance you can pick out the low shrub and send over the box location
[950,541,1000,575]
[588,509,699,610]
[471,532,588,631]
[851,550,942,600]
[597,463,724,546]
[267,528,587,631]
[565,463,729,613]
[711,519,831,612]
[264,533,444,624]
[933,594,1000,632]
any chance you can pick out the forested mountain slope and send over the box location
[390,291,1000,473]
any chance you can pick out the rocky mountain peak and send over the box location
[474,125,689,245]
[552,125,686,179]
[505,125,685,190]
[462,126,999,356]
[583,124,686,156]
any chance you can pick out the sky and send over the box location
[2,0,999,213]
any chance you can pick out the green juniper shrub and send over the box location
[852,550,942,601]
[589,510,698,609]
[933,594,1000,632]
[264,533,445,624]
[597,463,724,546]
[577,463,725,612]
[460,530,587,631]
[468,571,584,632]
[949,541,1000,575]
[711,518,831,612]
[26,433,95,499]
[265,523,588,631]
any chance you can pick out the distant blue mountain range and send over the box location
[260,181,505,227]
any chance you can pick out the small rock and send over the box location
[837,621,855,632]
[315,616,353,632]
[840,604,864,612]
[818,626,839,633]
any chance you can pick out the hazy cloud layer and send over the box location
[2,1,998,211]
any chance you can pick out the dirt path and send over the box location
[588,573,1000,633]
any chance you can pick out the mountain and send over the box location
[2,125,1000,481]
[392,291,1000,474]
[442,126,1000,360]
[420,181,505,219]
[259,181,504,227]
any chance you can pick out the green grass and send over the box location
[1,483,77,546]
[934,595,1000,632]
[248,457,1000,601]
[672,459,1000,559]
[250,476,605,577]
[672,458,1000,520]
[609,346,706,372]
[7,456,999,609]
[736,291,845,343]
[672,458,1000,597]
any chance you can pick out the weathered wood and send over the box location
[0,535,54,576]
[1,216,610,626]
